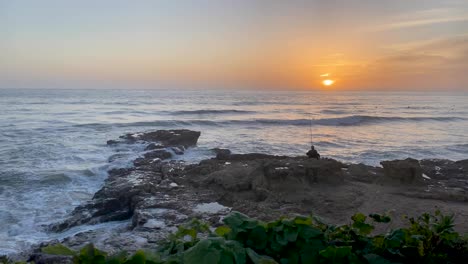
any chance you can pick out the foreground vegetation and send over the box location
[3,210,468,264]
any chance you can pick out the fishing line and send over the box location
[309,94,314,146]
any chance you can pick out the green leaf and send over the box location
[363,254,393,264]
[177,227,197,240]
[41,244,75,256]
[284,227,298,242]
[242,219,261,229]
[269,239,284,252]
[247,226,268,250]
[353,221,375,235]
[272,224,284,232]
[352,213,367,223]
[224,240,247,264]
[281,219,294,227]
[215,226,232,237]
[123,250,146,264]
[369,214,391,223]
[299,243,322,264]
[182,239,221,263]
[106,251,128,264]
[246,248,278,264]
[298,226,323,240]
[224,212,251,227]
[220,254,236,264]
[319,246,352,262]
[76,244,107,264]
[434,214,455,233]
[293,216,312,226]
[385,229,406,249]
[283,252,299,264]
[351,213,374,235]
[275,233,289,246]
[140,250,161,263]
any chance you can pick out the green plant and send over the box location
[0,255,10,264]
[36,210,468,264]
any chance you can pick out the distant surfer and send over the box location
[306,145,320,160]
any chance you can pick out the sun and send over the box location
[322,79,335,86]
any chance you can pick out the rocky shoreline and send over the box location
[15,129,468,262]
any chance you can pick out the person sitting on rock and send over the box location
[307,145,320,160]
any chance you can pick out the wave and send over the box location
[39,173,72,185]
[445,143,468,154]
[74,115,465,129]
[311,115,466,126]
[103,110,151,115]
[168,109,256,115]
[232,101,310,106]
[320,109,347,115]
[240,116,464,126]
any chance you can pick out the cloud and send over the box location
[347,35,468,90]
[380,35,468,64]
[366,8,468,32]
[374,17,468,31]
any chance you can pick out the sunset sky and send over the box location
[1,0,468,90]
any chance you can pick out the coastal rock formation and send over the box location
[40,130,468,260]
[50,130,201,232]
[187,155,345,193]
[211,148,231,159]
[143,149,173,160]
[344,163,383,183]
[420,159,468,180]
[120,129,201,148]
[380,158,423,184]
[144,143,166,151]
[50,159,192,232]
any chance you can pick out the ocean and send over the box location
[1,88,467,254]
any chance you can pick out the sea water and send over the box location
[1,88,467,254]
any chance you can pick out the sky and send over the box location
[1,0,468,91]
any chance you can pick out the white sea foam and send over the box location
[194,202,230,214]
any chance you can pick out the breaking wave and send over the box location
[168,109,256,115]
[75,115,465,129]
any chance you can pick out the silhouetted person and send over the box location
[306,145,320,160]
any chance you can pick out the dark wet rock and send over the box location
[402,188,468,202]
[144,150,172,160]
[345,163,384,183]
[420,159,468,180]
[212,148,232,159]
[131,208,188,230]
[121,129,200,148]
[145,143,166,151]
[49,169,164,232]
[380,158,423,185]
[27,253,73,264]
[456,159,468,168]
[133,157,154,167]
[171,146,185,155]
[106,139,120,145]
[132,208,167,229]
[107,167,133,177]
[225,153,291,161]
[108,153,129,163]
[300,158,345,185]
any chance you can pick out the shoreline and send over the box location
[9,129,468,261]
